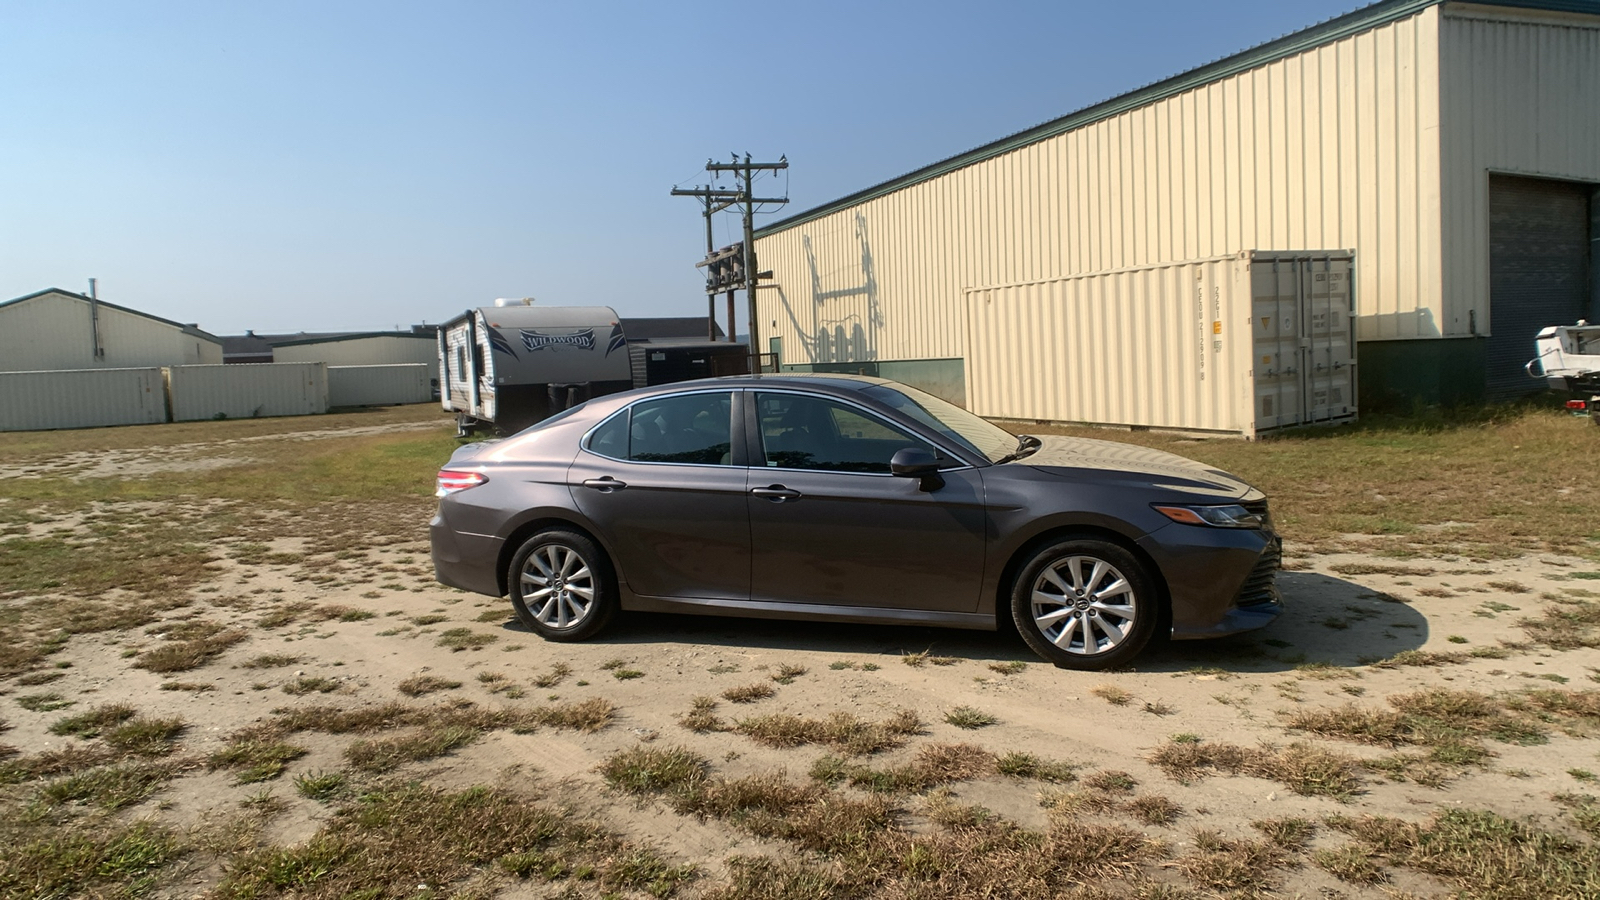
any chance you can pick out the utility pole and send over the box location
[705,154,787,366]
[700,190,715,340]
[672,154,787,365]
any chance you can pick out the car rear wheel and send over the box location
[1010,538,1158,670]
[509,529,616,642]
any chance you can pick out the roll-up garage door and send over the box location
[1487,175,1592,400]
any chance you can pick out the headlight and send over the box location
[1152,503,1265,529]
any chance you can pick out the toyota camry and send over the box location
[430,374,1281,670]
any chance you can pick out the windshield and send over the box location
[862,383,1019,464]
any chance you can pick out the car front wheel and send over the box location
[508,529,617,642]
[1010,538,1159,670]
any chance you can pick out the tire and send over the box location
[508,529,617,642]
[1010,537,1159,671]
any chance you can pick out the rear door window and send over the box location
[591,392,735,465]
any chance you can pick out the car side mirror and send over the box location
[890,447,944,492]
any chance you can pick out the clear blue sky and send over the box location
[1,0,1360,336]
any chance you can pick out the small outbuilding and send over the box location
[0,288,222,372]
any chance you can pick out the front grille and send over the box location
[1235,539,1281,608]
[1240,499,1273,532]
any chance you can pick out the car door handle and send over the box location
[581,477,626,493]
[751,485,802,502]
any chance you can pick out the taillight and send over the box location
[436,469,487,497]
[1568,400,1588,410]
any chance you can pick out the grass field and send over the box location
[2,403,1600,899]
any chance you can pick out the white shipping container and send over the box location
[0,367,168,432]
[167,362,328,422]
[328,364,432,407]
[965,251,1356,437]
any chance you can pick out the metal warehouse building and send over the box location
[753,0,1600,426]
[0,288,222,371]
[269,331,439,367]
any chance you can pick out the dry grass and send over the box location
[1177,829,1287,895]
[604,745,1167,896]
[103,716,186,756]
[944,705,998,729]
[1147,736,1364,800]
[995,751,1078,782]
[771,663,807,684]
[266,697,614,737]
[49,704,137,738]
[38,761,176,810]
[731,708,922,755]
[530,661,572,688]
[1285,688,1547,779]
[282,676,340,695]
[1553,792,1600,838]
[215,781,697,900]
[815,743,997,794]
[209,736,308,783]
[1314,844,1388,884]
[680,696,722,733]
[600,745,708,795]
[1252,817,1316,850]
[1091,684,1133,706]
[435,626,497,651]
[345,725,480,773]
[0,820,181,899]
[133,620,247,673]
[239,653,301,669]
[397,674,461,697]
[722,682,776,703]
[1127,794,1182,825]
[1328,808,1600,899]
[1522,596,1600,650]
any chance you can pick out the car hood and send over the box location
[1013,435,1254,498]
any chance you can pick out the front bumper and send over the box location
[430,512,507,598]
[1137,523,1283,640]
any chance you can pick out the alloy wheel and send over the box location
[1029,555,1138,656]
[520,544,595,630]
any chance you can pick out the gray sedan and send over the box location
[430,374,1281,670]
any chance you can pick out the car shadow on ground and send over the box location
[497,571,1426,675]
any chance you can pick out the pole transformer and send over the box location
[673,154,787,366]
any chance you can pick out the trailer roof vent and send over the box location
[493,297,535,307]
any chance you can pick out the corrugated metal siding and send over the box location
[0,292,222,370]
[1439,7,1600,339]
[0,368,167,432]
[273,335,438,367]
[328,364,432,407]
[756,8,1443,369]
[168,363,328,422]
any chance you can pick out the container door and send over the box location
[1302,258,1355,423]
[1251,261,1303,430]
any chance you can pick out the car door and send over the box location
[568,389,751,601]
[745,389,987,612]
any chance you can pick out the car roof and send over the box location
[615,372,893,400]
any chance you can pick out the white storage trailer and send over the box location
[965,251,1356,438]
[0,367,169,432]
[327,364,432,408]
[439,304,632,433]
[166,362,329,422]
